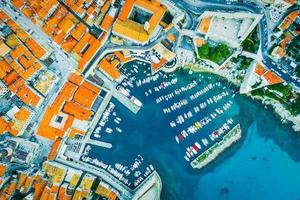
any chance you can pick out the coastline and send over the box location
[185,63,300,133]
[247,94,300,132]
[184,63,241,87]
[191,124,242,169]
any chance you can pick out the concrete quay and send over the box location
[86,139,112,149]
[95,71,141,114]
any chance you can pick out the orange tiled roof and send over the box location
[118,0,135,21]
[52,31,67,45]
[4,76,41,108]
[25,38,46,59]
[255,63,267,76]
[6,107,31,136]
[134,0,166,32]
[21,8,33,19]
[101,15,114,32]
[69,128,85,139]
[272,46,286,58]
[7,182,16,195]
[81,80,101,94]
[58,15,76,34]
[23,176,32,193]
[167,33,176,42]
[198,17,211,34]
[74,33,102,71]
[0,118,8,135]
[70,23,87,41]
[195,38,205,47]
[73,83,100,109]
[61,36,77,53]
[37,74,99,140]
[37,81,77,140]
[98,58,121,80]
[0,165,7,177]
[288,11,298,21]
[114,51,132,63]
[17,173,28,190]
[152,57,167,72]
[33,180,47,199]
[73,33,93,56]
[11,0,25,8]
[0,60,12,79]
[69,73,84,86]
[40,186,51,200]
[280,18,292,31]
[115,0,166,42]
[280,37,291,49]
[48,138,62,161]
[263,71,283,85]
[63,101,92,121]
[101,0,112,14]
[0,10,9,21]
[113,19,148,43]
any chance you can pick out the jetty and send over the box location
[191,124,242,169]
[95,71,141,114]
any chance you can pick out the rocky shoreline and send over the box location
[184,63,300,133]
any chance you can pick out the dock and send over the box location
[87,139,112,148]
[191,123,242,169]
[95,71,141,114]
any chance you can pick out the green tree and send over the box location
[198,44,210,59]
[296,65,300,78]
[216,44,230,58]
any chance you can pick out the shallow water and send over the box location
[87,62,300,200]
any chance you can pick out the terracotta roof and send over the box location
[98,58,121,80]
[263,71,283,85]
[288,11,298,21]
[152,57,167,72]
[0,10,9,21]
[254,63,267,76]
[198,17,211,34]
[48,138,62,161]
[68,73,84,86]
[113,19,148,43]
[114,0,166,43]
[0,60,12,79]
[70,23,87,41]
[0,165,7,177]
[195,38,205,47]
[73,83,100,109]
[167,33,176,43]
[280,18,292,30]
[101,15,114,32]
[63,101,92,121]
[25,38,46,59]
[61,36,77,53]
[272,46,286,58]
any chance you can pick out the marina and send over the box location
[82,61,240,190]
[79,61,300,199]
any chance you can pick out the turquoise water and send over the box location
[86,62,300,200]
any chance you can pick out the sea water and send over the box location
[87,61,300,200]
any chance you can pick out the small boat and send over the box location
[184,156,190,162]
[195,142,201,149]
[106,128,113,134]
[175,136,179,143]
[116,127,122,133]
